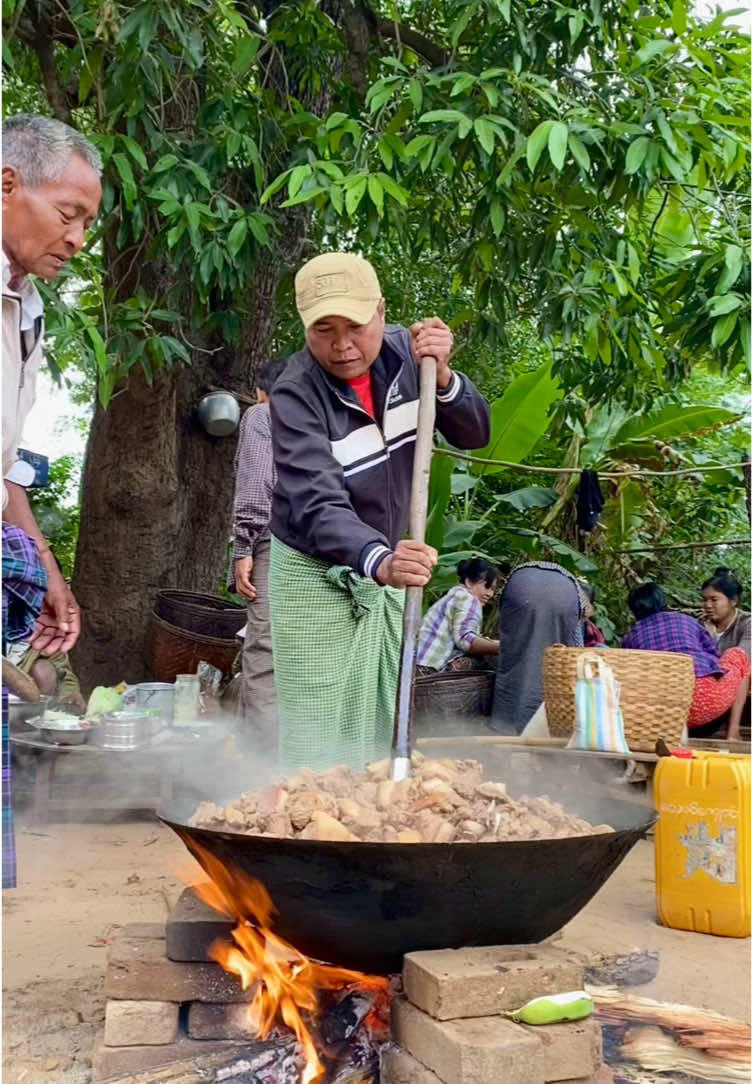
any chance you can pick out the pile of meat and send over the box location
[189,755,614,844]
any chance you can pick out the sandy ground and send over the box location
[2,814,750,1083]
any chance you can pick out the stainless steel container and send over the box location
[196,391,240,437]
[40,725,91,746]
[9,694,50,730]
[94,710,154,750]
[128,682,173,726]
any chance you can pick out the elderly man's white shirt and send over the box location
[2,249,46,509]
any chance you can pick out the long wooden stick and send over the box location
[391,356,437,781]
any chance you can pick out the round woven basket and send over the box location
[154,590,245,640]
[145,612,239,683]
[414,670,495,720]
[542,645,695,752]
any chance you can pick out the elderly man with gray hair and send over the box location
[2,114,102,887]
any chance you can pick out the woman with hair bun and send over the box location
[416,557,500,672]
[701,567,751,659]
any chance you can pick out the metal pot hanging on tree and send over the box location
[196,391,240,437]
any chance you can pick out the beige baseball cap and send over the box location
[295,252,382,329]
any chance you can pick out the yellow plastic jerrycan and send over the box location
[654,750,750,937]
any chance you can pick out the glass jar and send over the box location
[172,674,200,726]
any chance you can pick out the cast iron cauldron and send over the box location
[160,756,654,973]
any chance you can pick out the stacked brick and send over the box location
[383,944,609,1084]
[95,888,611,1083]
[93,894,284,1081]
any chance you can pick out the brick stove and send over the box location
[94,889,611,1084]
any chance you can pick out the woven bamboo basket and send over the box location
[542,645,695,752]
[145,613,239,683]
[414,670,495,720]
[154,590,245,640]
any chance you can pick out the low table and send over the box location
[10,725,228,825]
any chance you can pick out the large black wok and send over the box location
[160,752,655,973]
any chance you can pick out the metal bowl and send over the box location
[40,726,92,746]
[9,695,50,730]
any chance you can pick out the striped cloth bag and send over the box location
[567,652,630,754]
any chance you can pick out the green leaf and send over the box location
[717,245,744,293]
[444,517,485,548]
[345,177,367,216]
[625,136,650,174]
[711,311,738,348]
[490,199,505,236]
[450,4,476,47]
[367,175,384,216]
[671,0,687,35]
[474,117,496,155]
[326,111,348,130]
[152,154,179,174]
[656,111,678,156]
[3,37,15,69]
[408,79,423,114]
[426,455,453,551]
[160,336,191,364]
[636,38,674,65]
[472,362,561,476]
[227,219,247,257]
[708,293,743,317]
[378,139,393,170]
[450,473,479,495]
[611,405,741,447]
[377,173,409,206]
[112,152,136,210]
[526,121,554,172]
[405,135,433,157]
[184,160,212,192]
[247,215,270,246]
[288,164,311,198]
[568,133,590,171]
[419,109,468,125]
[233,35,259,75]
[120,135,147,170]
[548,122,568,171]
[498,486,558,511]
[260,170,291,205]
[85,325,107,373]
[280,186,327,208]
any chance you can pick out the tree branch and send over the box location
[31,7,73,122]
[376,18,449,68]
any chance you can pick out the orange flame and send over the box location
[181,837,388,1084]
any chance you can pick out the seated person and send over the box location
[622,583,750,741]
[701,567,751,658]
[580,581,606,646]
[416,557,499,673]
[8,641,86,714]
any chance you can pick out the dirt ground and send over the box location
[2,814,749,1084]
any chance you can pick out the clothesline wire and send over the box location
[434,447,751,480]
[614,539,750,553]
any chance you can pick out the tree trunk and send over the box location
[71,351,234,689]
[71,224,309,691]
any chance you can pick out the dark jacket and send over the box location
[270,323,490,580]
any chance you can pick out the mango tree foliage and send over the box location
[2,0,749,409]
